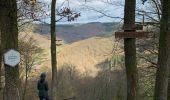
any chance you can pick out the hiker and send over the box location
[37,73,49,100]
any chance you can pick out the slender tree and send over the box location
[0,27,2,99]
[123,0,138,100]
[51,0,57,100]
[0,0,20,100]
[168,1,170,99]
[154,0,170,99]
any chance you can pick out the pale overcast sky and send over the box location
[41,0,148,24]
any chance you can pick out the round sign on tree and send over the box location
[4,49,21,67]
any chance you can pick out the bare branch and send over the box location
[82,5,123,19]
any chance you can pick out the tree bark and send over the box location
[167,0,170,99]
[22,63,28,100]
[154,0,170,100]
[0,23,2,100]
[123,0,138,100]
[51,0,57,100]
[0,0,20,100]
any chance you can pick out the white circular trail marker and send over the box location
[4,49,21,67]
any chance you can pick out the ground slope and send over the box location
[57,35,114,76]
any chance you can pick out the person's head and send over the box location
[40,73,46,82]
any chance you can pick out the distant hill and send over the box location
[32,22,120,44]
[20,22,119,76]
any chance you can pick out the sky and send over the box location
[41,0,148,24]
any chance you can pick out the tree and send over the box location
[167,1,170,99]
[123,0,138,100]
[0,0,20,100]
[0,25,2,99]
[50,1,80,99]
[51,0,57,100]
[17,0,49,29]
[154,0,170,99]
[18,35,45,100]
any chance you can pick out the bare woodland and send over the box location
[0,0,170,100]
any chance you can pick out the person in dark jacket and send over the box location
[37,73,49,100]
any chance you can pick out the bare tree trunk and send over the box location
[154,0,170,100]
[0,51,2,99]
[22,64,28,100]
[168,1,170,98]
[51,0,57,100]
[123,0,137,100]
[0,29,2,100]
[0,0,20,100]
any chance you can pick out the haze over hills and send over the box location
[33,22,120,44]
